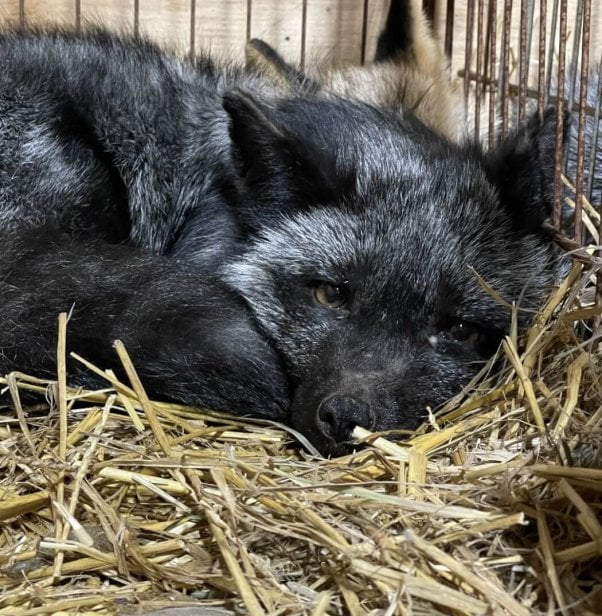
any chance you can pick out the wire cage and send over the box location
[438,0,601,246]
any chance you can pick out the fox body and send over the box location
[0,15,563,455]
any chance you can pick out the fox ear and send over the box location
[484,108,567,233]
[222,89,352,220]
[223,88,288,180]
[245,39,307,91]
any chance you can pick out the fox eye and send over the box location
[435,319,502,356]
[439,320,483,345]
[313,282,348,310]
[447,321,480,343]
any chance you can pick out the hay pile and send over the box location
[1,254,601,614]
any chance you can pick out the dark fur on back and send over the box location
[0,26,563,455]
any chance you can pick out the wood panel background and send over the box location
[0,0,389,61]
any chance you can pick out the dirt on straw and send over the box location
[0,237,601,614]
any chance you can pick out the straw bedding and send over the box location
[0,206,601,615]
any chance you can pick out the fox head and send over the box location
[222,89,563,456]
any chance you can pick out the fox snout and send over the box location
[289,351,467,456]
[291,376,404,456]
[315,393,376,444]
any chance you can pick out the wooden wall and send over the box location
[0,1,600,89]
[0,0,390,62]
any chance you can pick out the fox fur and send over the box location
[0,4,564,456]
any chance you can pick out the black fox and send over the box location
[0,5,564,456]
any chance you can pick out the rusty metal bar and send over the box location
[545,0,559,106]
[573,0,591,243]
[525,0,536,73]
[444,0,455,60]
[75,0,81,31]
[552,0,568,229]
[459,69,600,116]
[474,0,485,136]
[189,0,196,59]
[518,0,529,125]
[300,0,308,70]
[499,0,512,138]
[567,0,585,109]
[463,0,475,114]
[519,0,536,125]
[487,0,497,147]
[360,0,369,66]
[563,0,584,169]
[246,0,252,42]
[133,0,140,37]
[483,0,492,80]
[537,0,547,115]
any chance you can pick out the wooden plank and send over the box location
[0,0,21,25]
[363,0,388,65]
[248,0,304,63]
[195,0,247,58]
[137,0,192,53]
[80,0,135,32]
[304,0,366,66]
[22,0,76,26]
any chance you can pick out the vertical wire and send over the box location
[552,0,568,228]
[537,0,547,115]
[567,0,585,109]
[474,0,485,137]
[444,0,455,61]
[545,0,559,106]
[563,0,584,168]
[360,0,369,66]
[189,0,196,60]
[573,0,591,243]
[246,0,252,41]
[463,0,475,116]
[525,0,536,71]
[134,0,140,37]
[518,0,535,126]
[499,0,512,138]
[518,0,530,125]
[300,0,308,71]
[75,0,81,31]
[487,0,497,147]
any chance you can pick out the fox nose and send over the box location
[316,395,375,443]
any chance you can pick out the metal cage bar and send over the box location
[445,0,597,242]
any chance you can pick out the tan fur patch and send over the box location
[245,0,466,141]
